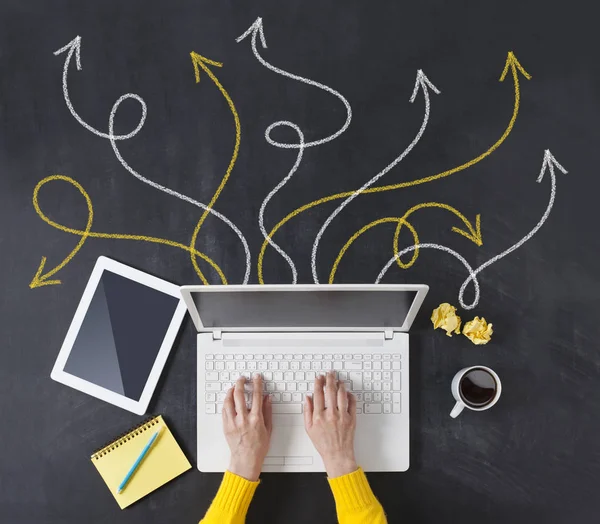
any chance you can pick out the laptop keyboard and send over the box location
[203,353,402,416]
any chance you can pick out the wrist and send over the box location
[323,453,358,478]
[228,456,263,482]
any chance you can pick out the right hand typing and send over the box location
[304,372,358,478]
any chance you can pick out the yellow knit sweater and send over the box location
[199,468,387,524]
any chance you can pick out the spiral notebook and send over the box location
[91,415,191,509]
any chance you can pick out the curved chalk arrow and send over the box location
[329,202,481,283]
[236,17,352,149]
[458,149,567,309]
[29,175,227,289]
[54,36,147,140]
[188,52,250,285]
[258,122,305,284]
[258,51,530,284]
[311,70,440,283]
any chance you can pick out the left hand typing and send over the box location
[223,374,273,481]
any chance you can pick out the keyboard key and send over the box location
[383,372,391,381]
[364,354,372,360]
[226,354,234,360]
[333,362,343,370]
[383,382,391,391]
[205,404,216,414]
[293,392,302,402]
[353,354,363,360]
[206,354,214,360]
[383,354,391,360]
[393,402,401,413]
[295,371,305,381]
[235,354,243,360]
[302,361,311,370]
[216,404,223,414]
[383,392,392,402]
[393,361,401,370]
[315,354,323,360]
[334,354,342,360]
[205,372,219,381]
[275,354,283,360]
[364,382,372,391]
[282,393,292,402]
[226,361,236,371]
[344,362,362,370]
[373,372,382,381]
[272,393,281,402]
[304,354,313,360]
[374,392,382,402]
[276,383,286,392]
[344,354,352,360]
[290,361,300,370]
[287,382,297,391]
[306,371,316,381]
[349,372,363,391]
[258,362,268,370]
[205,392,216,402]
[280,361,289,370]
[364,403,382,414]
[393,372,401,390]
[265,354,273,360]
[364,393,373,402]
[312,362,322,370]
[355,393,363,402]
[263,371,272,381]
[364,362,372,370]
[255,354,264,360]
[248,361,257,370]
[285,354,293,360]
[236,362,246,370]
[241,371,251,379]
[364,371,372,381]
[266,382,275,392]
[269,361,279,370]
[374,382,382,391]
[322,361,332,370]
[217,392,227,402]
[216,362,225,370]
[298,382,308,391]
[215,355,224,360]
[374,354,382,360]
[223,382,233,390]
[272,404,302,414]
[206,383,221,392]
[383,403,392,414]
[220,372,230,381]
[383,361,391,370]
[244,354,254,360]
[393,354,401,360]
[205,361,214,370]
[373,362,382,370]
[294,354,303,360]
[325,354,333,360]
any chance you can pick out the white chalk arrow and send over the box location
[107,94,252,284]
[311,70,440,283]
[376,242,482,308]
[458,149,567,309]
[258,122,305,284]
[236,17,352,149]
[54,36,147,140]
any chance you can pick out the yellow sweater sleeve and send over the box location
[199,471,259,524]
[328,468,388,524]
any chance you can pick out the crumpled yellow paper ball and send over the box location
[431,303,462,337]
[462,316,493,345]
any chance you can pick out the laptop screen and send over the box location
[191,289,418,329]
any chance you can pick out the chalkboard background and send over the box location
[1,0,599,523]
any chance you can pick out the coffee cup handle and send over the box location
[450,401,465,418]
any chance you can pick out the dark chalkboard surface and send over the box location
[1,1,599,523]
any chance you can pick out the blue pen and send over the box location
[117,428,162,494]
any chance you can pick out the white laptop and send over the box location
[180,284,428,473]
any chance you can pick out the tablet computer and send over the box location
[51,256,187,415]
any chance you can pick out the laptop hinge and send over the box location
[384,330,394,340]
[212,330,222,340]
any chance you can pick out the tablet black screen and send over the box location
[63,271,180,400]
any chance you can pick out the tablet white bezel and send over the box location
[50,256,187,415]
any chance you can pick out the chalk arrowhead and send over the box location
[29,257,61,289]
[500,51,531,82]
[410,69,441,103]
[53,35,82,70]
[452,214,483,246]
[538,149,568,182]
[190,52,223,83]
[236,17,268,48]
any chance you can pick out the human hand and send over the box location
[304,371,358,478]
[223,374,272,481]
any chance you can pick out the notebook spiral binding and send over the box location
[91,416,161,461]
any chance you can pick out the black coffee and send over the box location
[459,368,497,407]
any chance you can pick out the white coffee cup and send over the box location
[450,366,502,418]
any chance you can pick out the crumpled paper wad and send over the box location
[431,303,462,337]
[462,316,493,345]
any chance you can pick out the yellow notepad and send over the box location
[91,415,191,509]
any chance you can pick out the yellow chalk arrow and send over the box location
[30,175,227,289]
[258,51,530,284]
[328,203,481,283]
[392,202,482,271]
[189,52,241,284]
